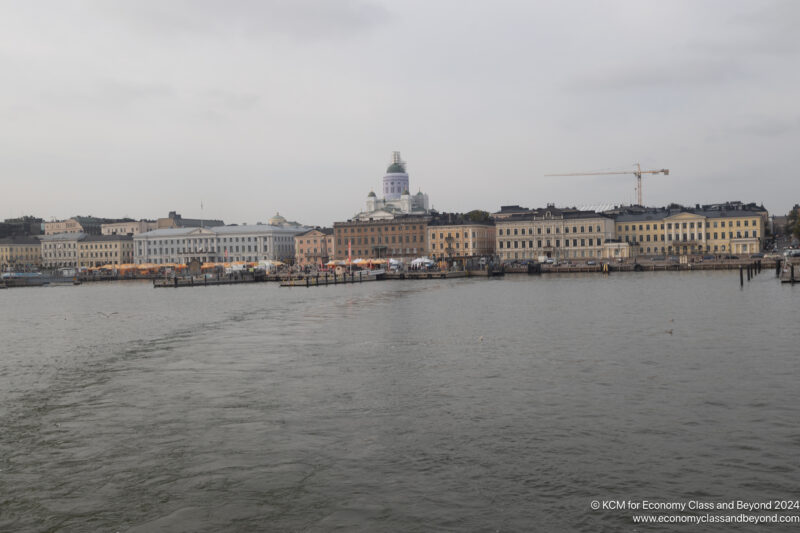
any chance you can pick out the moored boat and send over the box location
[0,272,49,287]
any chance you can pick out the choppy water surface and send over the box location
[1,273,798,532]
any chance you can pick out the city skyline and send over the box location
[2,1,798,226]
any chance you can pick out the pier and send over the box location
[280,271,379,287]
[18,256,792,290]
[779,258,800,284]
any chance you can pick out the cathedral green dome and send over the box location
[386,162,406,174]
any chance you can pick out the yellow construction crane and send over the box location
[545,163,669,206]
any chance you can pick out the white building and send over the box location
[134,219,308,265]
[355,152,431,221]
[40,232,82,268]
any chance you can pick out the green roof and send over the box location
[386,162,406,173]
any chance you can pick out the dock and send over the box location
[383,270,468,280]
[280,271,379,287]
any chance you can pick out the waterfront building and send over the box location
[495,205,614,261]
[295,228,334,268]
[427,213,496,260]
[101,219,157,236]
[134,223,308,265]
[40,233,82,268]
[333,215,430,261]
[44,216,125,236]
[156,211,224,229]
[0,237,42,270]
[41,233,135,268]
[613,202,767,256]
[354,152,431,222]
[77,235,134,268]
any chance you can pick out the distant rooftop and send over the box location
[298,227,334,237]
[0,236,40,245]
[138,224,307,238]
[613,201,768,222]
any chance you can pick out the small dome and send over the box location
[368,191,376,197]
[402,188,410,195]
[268,212,287,225]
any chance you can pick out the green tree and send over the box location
[787,205,800,240]
[466,210,491,223]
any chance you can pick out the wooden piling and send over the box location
[739,265,743,287]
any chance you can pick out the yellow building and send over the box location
[614,202,766,256]
[0,237,42,270]
[101,220,157,236]
[77,235,134,268]
[428,215,495,260]
[41,233,133,268]
[43,216,117,235]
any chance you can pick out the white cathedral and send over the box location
[355,152,431,221]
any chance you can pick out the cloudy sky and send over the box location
[1,0,797,226]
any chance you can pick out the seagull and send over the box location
[97,312,118,318]
[479,336,484,342]
[665,329,673,335]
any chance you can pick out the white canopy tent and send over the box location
[410,257,435,266]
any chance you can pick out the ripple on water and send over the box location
[0,274,799,532]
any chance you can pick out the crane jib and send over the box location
[543,166,669,206]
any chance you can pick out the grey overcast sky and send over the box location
[1,0,798,226]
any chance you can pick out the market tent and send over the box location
[258,260,285,270]
[410,257,435,266]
